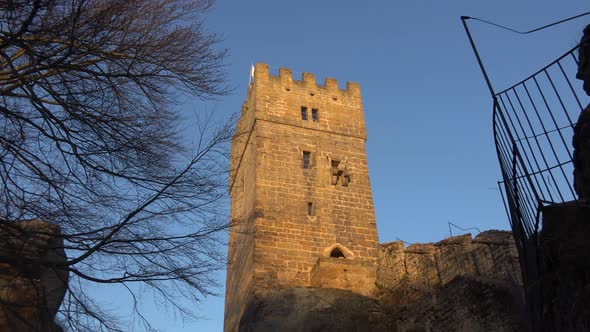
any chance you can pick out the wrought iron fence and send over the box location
[492,45,587,328]
[461,12,590,330]
[494,46,584,250]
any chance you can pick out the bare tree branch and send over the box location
[0,0,232,330]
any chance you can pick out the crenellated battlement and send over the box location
[252,63,361,102]
[247,62,367,139]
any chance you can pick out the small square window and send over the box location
[301,107,308,120]
[312,109,318,122]
[302,151,311,169]
[307,202,315,216]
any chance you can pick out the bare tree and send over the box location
[0,0,231,330]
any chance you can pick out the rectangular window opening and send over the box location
[307,202,314,216]
[302,151,311,169]
[312,109,318,122]
[342,175,351,187]
[301,107,308,120]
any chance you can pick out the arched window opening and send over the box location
[330,247,346,259]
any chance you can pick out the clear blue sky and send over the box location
[103,1,590,331]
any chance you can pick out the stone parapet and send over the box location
[376,230,522,291]
[253,63,361,103]
[309,257,376,296]
[250,62,367,140]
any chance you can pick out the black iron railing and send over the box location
[493,45,587,329]
[494,46,584,249]
[462,12,590,330]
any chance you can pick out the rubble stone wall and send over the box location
[377,230,522,291]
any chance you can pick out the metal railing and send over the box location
[461,12,590,330]
[493,45,587,329]
[494,46,584,247]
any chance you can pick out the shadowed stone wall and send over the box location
[540,202,590,331]
[375,230,525,331]
[385,277,527,332]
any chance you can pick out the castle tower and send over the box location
[224,63,379,331]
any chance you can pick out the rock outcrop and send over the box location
[573,24,590,199]
[239,287,389,332]
[0,219,68,332]
[538,25,590,331]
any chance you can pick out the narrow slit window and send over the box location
[342,175,351,187]
[301,107,308,120]
[302,151,311,169]
[311,109,318,122]
[307,202,314,216]
[331,160,341,185]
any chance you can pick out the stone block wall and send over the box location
[309,257,376,296]
[224,64,379,331]
[224,90,258,332]
[376,230,526,332]
[376,230,522,291]
[390,277,527,332]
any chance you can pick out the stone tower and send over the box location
[224,63,379,331]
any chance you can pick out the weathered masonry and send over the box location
[224,63,379,331]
